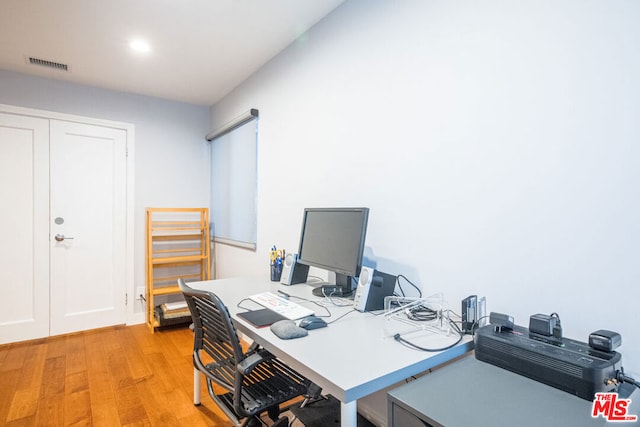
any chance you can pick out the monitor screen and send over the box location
[297,207,369,296]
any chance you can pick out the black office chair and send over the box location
[178,278,310,427]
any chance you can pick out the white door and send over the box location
[49,120,127,336]
[0,111,128,344]
[0,113,50,343]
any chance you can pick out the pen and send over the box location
[278,290,290,299]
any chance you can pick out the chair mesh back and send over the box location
[182,282,244,391]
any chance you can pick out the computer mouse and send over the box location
[298,316,327,330]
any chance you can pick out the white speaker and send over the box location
[353,267,397,312]
[353,267,374,312]
[280,253,309,285]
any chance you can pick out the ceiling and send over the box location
[0,0,345,106]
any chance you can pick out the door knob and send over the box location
[54,234,74,242]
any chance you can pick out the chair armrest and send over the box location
[236,353,264,375]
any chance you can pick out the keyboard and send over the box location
[249,292,314,320]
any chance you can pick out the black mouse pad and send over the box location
[237,308,288,328]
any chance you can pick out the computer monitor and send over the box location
[296,207,369,297]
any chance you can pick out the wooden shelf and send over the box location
[151,255,207,265]
[146,207,210,332]
[152,285,180,296]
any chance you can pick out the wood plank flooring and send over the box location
[0,324,236,426]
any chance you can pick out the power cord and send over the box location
[395,274,422,298]
[393,327,463,352]
[405,304,439,322]
[605,368,640,388]
[393,305,464,352]
[320,287,353,307]
[550,312,563,339]
[469,315,490,336]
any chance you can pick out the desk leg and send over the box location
[194,367,201,405]
[341,400,357,427]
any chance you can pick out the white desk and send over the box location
[190,277,473,427]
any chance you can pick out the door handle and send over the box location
[54,234,74,242]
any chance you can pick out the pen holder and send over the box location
[270,263,283,281]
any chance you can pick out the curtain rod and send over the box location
[205,108,259,142]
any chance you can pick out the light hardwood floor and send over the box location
[0,324,237,426]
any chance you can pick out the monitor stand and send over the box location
[311,272,354,297]
[311,284,353,297]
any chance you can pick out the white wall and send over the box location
[211,0,640,371]
[0,69,211,321]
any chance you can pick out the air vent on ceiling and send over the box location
[27,57,69,72]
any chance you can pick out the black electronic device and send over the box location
[589,329,622,353]
[489,312,514,330]
[529,313,557,336]
[461,295,477,334]
[475,322,623,400]
[296,207,369,297]
[528,313,563,346]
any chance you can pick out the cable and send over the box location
[405,304,439,322]
[393,329,463,352]
[470,315,490,336]
[392,302,464,352]
[236,297,254,311]
[616,369,640,389]
[318,287,353,308]
[326,308,358,325]
[448,310,462,319]
[395,274,422,298]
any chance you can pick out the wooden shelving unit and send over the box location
[145,207,210,332]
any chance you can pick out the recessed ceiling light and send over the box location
[130,39,150,53]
